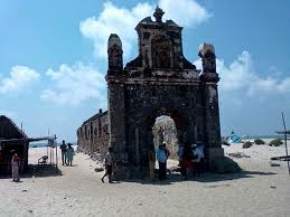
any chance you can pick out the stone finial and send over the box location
[198,42,217,77]
[153,6,164,22]
[198,43,215,58]
[108,34,122,51]
[108,33,123,71]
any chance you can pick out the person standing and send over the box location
[148,149,156,180]
[156,143,168,180]
[192,143,205,176]
[177,143,186,177]
[183,143,193,179]
[11,152,21,182]
[60,140,67,166]
[101,147,113,183]
[66,143,75,166]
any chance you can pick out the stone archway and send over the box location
[105,9,224,179]
[145,108,189,159]
[152,115,178,159]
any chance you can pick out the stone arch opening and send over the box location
[152,115,178,159]
[145,109,188,150]
[143,110,189,174]
[151,115,180,173]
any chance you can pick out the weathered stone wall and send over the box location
[77,110,109,157]
[124,84,203,166]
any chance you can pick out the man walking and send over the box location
[60,140,67,166]
[101,147,113,183]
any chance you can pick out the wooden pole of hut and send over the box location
[281,112,290,175]
[55,135,58,171]
[47,129,50,158]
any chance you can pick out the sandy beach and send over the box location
[0,143,290,217]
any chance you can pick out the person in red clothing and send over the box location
[11,152,21,182]
[182,143,193,179]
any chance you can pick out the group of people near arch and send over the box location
[153,141,205,181]
[101,141,205,183]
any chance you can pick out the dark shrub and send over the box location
[269,138,283,147]
[242,141,253,149]
[210,157,241,173]
[254,139,265,145]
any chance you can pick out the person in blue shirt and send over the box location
[156,142,170,180]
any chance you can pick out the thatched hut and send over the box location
[0,115,29,174]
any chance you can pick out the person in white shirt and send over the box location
[192,143,205,176]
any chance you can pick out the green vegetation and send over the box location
[254,139,265,145]
[242,141,253,149]
[269,138,283,147]
[211,157,241,173]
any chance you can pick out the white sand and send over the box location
[0,144,290,217]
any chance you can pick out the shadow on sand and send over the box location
[0,164,62,179]
[120,170,277,186]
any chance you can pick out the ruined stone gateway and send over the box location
[78,8,226,179]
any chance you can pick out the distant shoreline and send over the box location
[223,135,283,139]
[29,143,77,148]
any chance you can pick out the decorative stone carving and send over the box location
[151,35,172,68]
[153,7,164,22]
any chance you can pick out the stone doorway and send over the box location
[152,115,180,172]
[152,115,178,158]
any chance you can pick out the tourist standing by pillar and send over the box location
[177,143,186,177]
[148,149,156,180]
[183,143,193,179]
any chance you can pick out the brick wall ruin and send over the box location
[77,109,109,157]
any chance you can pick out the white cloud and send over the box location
[195,51,290,96]
[80,0,210,59]
[41,63,106,106]
[159,0,211,27]
[217,51,255,92]
[0,65,40,94]
[80,2,153,59]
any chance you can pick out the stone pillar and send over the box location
[199,43,224,166]
[107,83,129,179]
[107,34,129,179]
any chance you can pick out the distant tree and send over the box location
[242,141,253,149]
[269,138,283,147]
[254,139,265,145]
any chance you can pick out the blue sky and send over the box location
[1,0,290,141]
